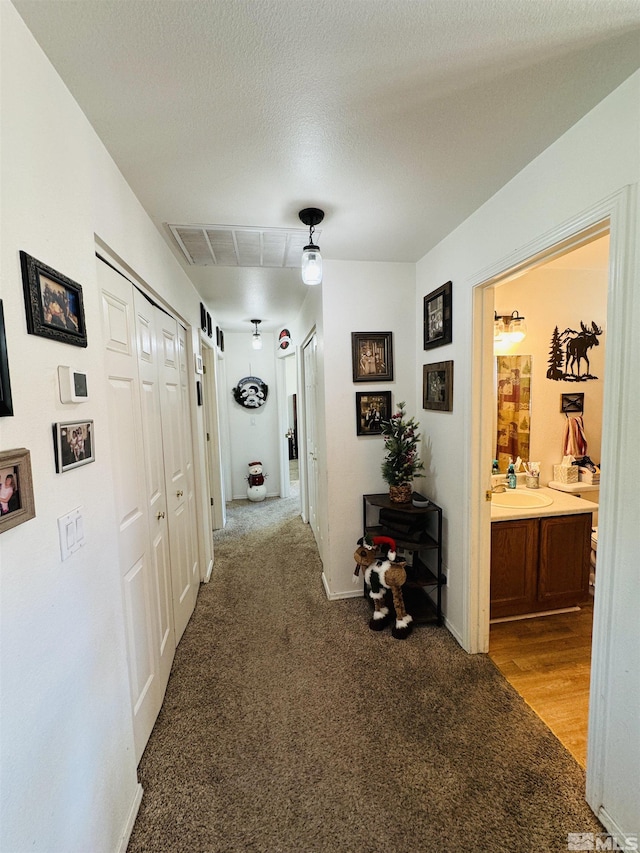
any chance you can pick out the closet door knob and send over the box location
[156,511,165,520]
[176,489,184,498]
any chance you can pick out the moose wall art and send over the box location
[546,320,603,382]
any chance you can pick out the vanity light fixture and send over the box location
[298,207,324,285]
[251,319,263,350]
[494,310,527,343]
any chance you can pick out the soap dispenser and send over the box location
[492,459,500,475]
[507,461,517,489]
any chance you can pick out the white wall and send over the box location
[224,330,280,499]
[0,4,209,851]
[415,71,639,842]
[320,260,416,596]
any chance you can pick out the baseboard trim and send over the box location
[444,617,464,650]
[117,782,143,853]
[490,606,580,624]
[322,572,364,601]
[596,806,638,852]
[203,558,214,583]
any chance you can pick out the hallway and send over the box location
[127,496,602,852]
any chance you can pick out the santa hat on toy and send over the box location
[372,535,399,562]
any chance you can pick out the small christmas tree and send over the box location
[380,402,425,487]
[546,326,564,380]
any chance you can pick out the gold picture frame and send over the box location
[0,448,36,533]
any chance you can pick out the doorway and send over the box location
[301,332,320,547]
[486,234,608,766]
[476,223,609,767]
[283,352,299,495]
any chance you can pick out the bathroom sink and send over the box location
[491,490,553,508]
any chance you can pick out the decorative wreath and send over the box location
[232,376,268,408]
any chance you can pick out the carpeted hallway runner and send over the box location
[127,492,602,852]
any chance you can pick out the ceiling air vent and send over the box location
[168,224,318,268]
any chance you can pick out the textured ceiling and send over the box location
[12,0,640,330]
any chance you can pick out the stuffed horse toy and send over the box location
[353,534,413,640]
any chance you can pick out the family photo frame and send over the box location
[20,251,87,348]
[53,420,95,473]
[351,332,394,382]
[423,360,453,411]
[0,448,36,534]
[355,391,391,436]
[423,280,452,350]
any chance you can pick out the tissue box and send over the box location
[553,464,578,484]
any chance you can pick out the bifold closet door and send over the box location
[99,260,174,762]
[156,314,198,642]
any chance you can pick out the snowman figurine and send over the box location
[246,461,267,502]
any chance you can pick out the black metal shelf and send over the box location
[362,493,444,627]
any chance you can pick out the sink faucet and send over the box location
[490,482,507,493]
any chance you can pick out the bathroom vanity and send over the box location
[490,487,597,619]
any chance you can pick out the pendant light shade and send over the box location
[251,319,262,350]
[494,310,526,344]
[299,208,324,285]
[507,310,527,343]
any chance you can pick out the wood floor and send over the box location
[488,601,594,767]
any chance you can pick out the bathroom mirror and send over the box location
[496,355,531,471]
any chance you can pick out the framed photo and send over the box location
[423,280,452,350]
[356,391,391,436]
[53,420,95,473]
[351,332,393,382]
[0,448,36,534]
[206,311,213,338]
[0,300,14,417]
[423,361,453,411]
[200,303,207,333]
[219,330,225,352]
[20,252,87,347]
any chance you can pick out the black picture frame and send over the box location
[53,420,95,473]
[351,332,393,382]
[0,448,36,533]
[423,361,453,411]
[196,380,203,406]
[355,391,391,436]
[219,330,225,352]
[20,252,87,347]
[206,312,212,338]
[423,281,452,350]
[0,300,14,417]
[200,303,207,333]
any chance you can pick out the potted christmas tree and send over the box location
[380,402,424,503]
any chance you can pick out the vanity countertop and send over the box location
[490,486,598,522]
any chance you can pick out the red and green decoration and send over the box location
[380,402,424,487]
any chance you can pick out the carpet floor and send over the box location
[127,492,602,853]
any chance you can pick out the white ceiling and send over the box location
[12,0,640,330]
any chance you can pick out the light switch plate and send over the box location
[57,507,85,560]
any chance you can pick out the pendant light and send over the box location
[298,207,324,285]
[251,319,262,350]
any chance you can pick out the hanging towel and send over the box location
[562,415,588,457]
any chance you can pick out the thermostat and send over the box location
[58,365,88,403]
